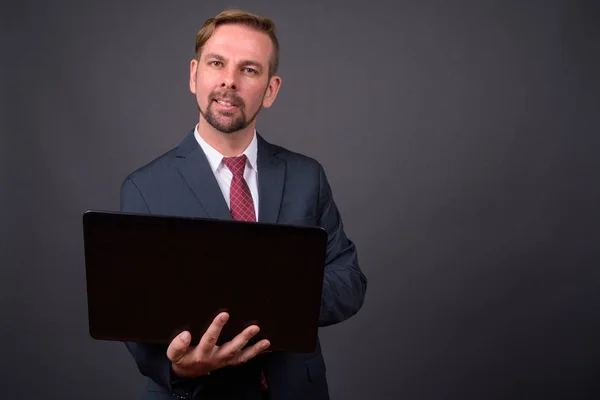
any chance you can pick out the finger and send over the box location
[197,312,229,352]
[220,325,260,355]
[235,340,271,365]
[167,331,191,362]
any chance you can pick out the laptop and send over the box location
[82,210,327,353]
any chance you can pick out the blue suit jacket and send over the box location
[120,129,367,400]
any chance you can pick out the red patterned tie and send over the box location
[222,155,268,390]
[222,155,256,222]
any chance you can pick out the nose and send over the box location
[221,68,237,90]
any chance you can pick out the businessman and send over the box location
[120,9,367,400]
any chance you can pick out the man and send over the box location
[120,9,367,400]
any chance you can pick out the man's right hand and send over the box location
[166,312,270,378]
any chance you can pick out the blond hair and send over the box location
[195,9,279,77]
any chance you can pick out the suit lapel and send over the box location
[173,130,233,220]
[257,133,285,224]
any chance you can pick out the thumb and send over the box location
[167,331,191,362]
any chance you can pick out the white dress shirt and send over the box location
[194,125,259,219]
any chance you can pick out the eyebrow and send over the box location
[204,52,225,61]
[204,53,264,72]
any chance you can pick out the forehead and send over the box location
[203,24,273,64]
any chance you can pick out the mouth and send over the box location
[212,98,241,110]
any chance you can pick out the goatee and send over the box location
[199,91,261,134]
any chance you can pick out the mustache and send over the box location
[210,91,244,107]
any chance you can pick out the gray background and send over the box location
[2,0,600,399]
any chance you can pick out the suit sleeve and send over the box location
[120,177,200,396]
[316,165,368,327]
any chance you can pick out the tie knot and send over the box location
[222,155,247,176]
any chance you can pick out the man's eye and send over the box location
[209,61,223,67]
[243,68,257,75]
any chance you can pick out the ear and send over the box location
[189,59,198,94]
[262,75,282,109]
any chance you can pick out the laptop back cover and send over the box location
[82,210,327,353]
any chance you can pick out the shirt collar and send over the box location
[194,124,258,174]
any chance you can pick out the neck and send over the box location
[196,119,255,157]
